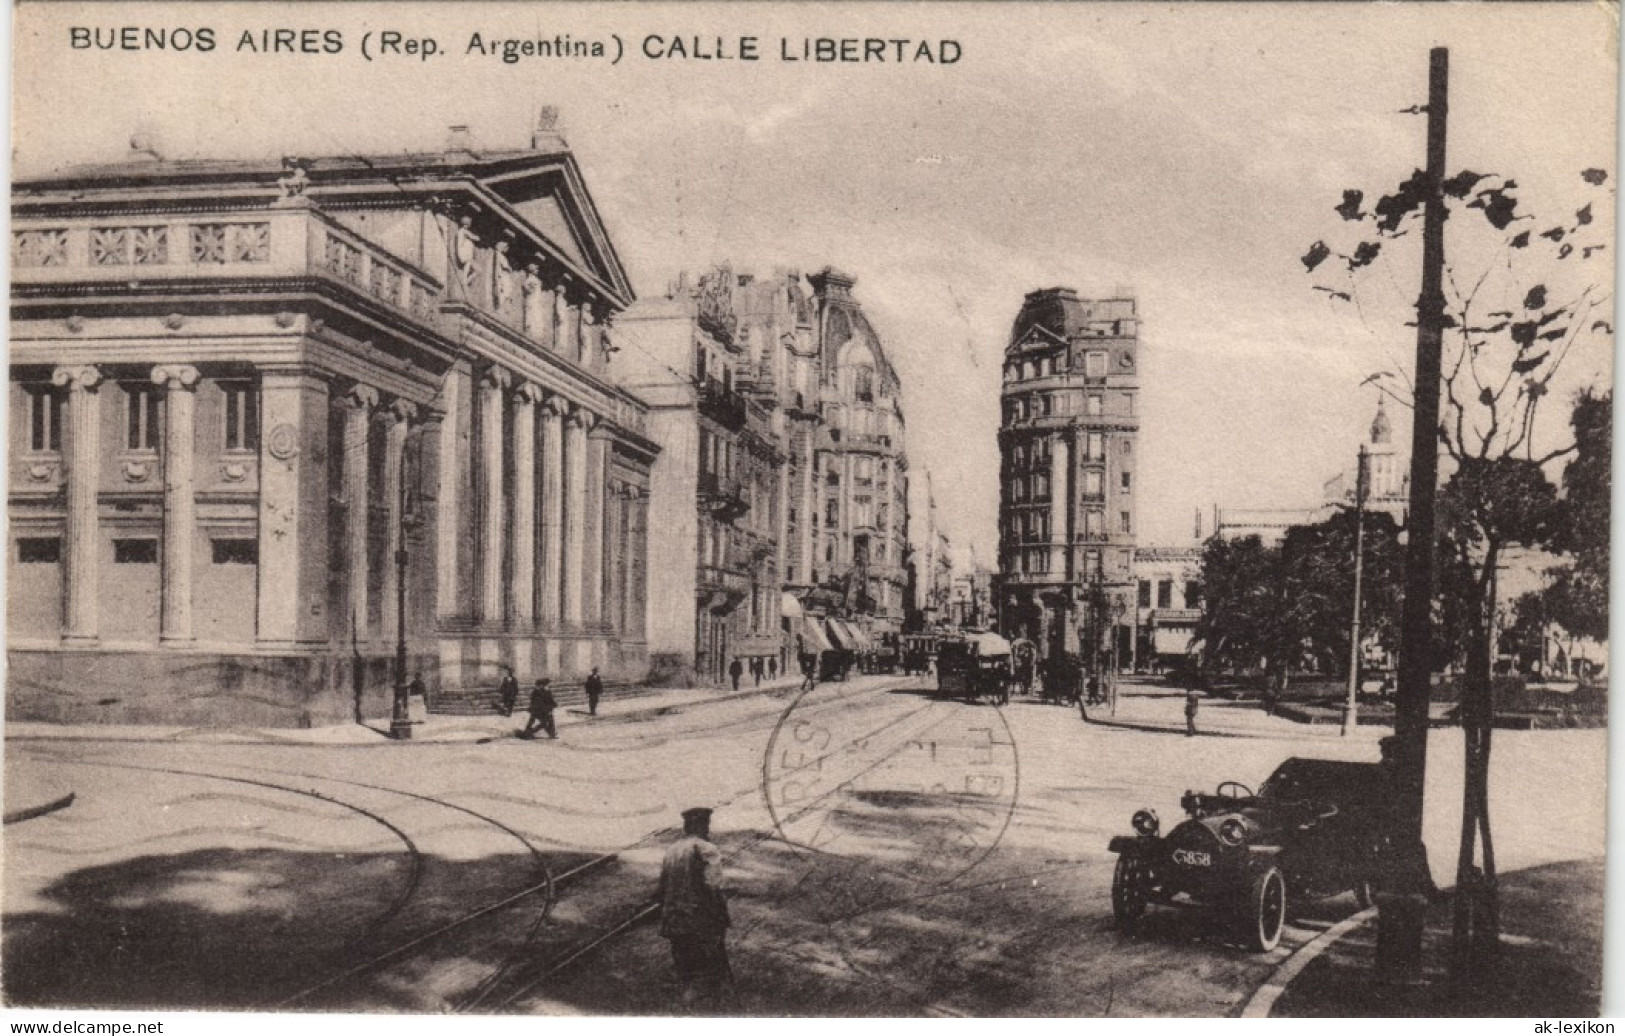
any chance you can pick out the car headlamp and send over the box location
[1132,808,1160,837]
[1218,818,1247,846]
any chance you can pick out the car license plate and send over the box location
[1172,849,1211,867]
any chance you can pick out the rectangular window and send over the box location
[17,537,61,564]
[211,539,258,565]
[1085,510,1102,537]
[1157,580,1173,608]
[126,385,160,450]
[1124,393,1135,416]
[1121,471,1132,493]
[223,382,259,451]
[1083,471,1102,498]
[25,386,63,452]
[1138,580,1152,608]
[114,538,159,564]
[1087,431,1103,460]
[1186,581,1202,607]
[1121,511,1133,535]
[1086,394,1103,417]
[1086,351,1107,377]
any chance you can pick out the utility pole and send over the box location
[1343,444,1369,737]
[1378,46,1448,973]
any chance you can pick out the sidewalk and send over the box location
[3,674,810,747]
[1059,683,1386,741]
[1264,857,1604,1017]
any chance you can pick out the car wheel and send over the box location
[1112,854,1149,926]
[1238,865,1287,952]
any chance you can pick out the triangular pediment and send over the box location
[1013,324,1067,351]
[472,151,634,304]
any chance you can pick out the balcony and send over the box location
[697,379,747,431]
[698,471,750,522]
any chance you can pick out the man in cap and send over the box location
[657,807,731,1005]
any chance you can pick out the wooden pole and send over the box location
[1343,444,1369,737]
[1378,45,1448,972]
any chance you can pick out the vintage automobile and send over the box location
[1107,756,1388,951]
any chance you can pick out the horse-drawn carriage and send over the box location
[936,632,1013,705]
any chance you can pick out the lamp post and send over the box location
[389,434,417,741]
[1342,443,1369,737]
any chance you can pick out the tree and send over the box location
[1279,508,1406,679]
[1194,534,1295,688]
[1307,163,1613,972]
[1542,388,1612,642]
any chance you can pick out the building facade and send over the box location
[996,288,1140,666]
[617,266,784,685]
[1131,545,1203,671]
[8,121,657,726]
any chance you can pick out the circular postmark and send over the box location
[760,680,1020,889]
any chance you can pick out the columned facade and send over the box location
[9,128,657,727]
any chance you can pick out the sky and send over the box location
[12,2,1617,566]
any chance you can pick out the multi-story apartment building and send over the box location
[996,287,1139,666]
[617,266,784,685]
[7,120,657,725]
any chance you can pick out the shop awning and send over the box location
[847,624,876,652]
[795,616,833,654]
[780,592,804,618]
[823,618,857,651]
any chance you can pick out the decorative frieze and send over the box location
[91,225,169,266]
[13,228,68,267]
[190,222,270,264]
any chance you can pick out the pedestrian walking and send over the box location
[728,657,743,692]
[497,672,520,717]
[750,657,763,687]
[658,807,731,1007]
[799,650,818,691]
[520,678,558,739]
[1185,686,1200,737]
[768,656,777,679]
[584,667,604,717]
[408,671,427,699]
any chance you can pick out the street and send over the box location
[3,676,1607,1016]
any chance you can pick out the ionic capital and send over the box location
[480,366,513,392]
[514,381,546,405]
[52,365,102,392]
[387,398,419,424]
[541,394,571,419]
[150,364,200,391]
[567,407,598,432]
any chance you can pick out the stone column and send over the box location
[583,426,611,625]
[561,407,594,625]
[151,364,201,644]
[52,365,102,645]
[379,399,416,643]
[510,382,542,624]
[435,368,465,621]
[257,367,331,647]
[539,396,567,626]
[340,384,379,643]
[478,367,510,622]
[603,481,623,629]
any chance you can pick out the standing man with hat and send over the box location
[658,807,731,1006]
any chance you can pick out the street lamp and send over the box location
[390,433,422,741]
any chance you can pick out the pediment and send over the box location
[1013,324,1067,351]
[474,153,633,304]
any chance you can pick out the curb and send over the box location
[1240,906,1377,1018]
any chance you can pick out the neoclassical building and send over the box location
[996,287,1140,667]
[8,121,657,726]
